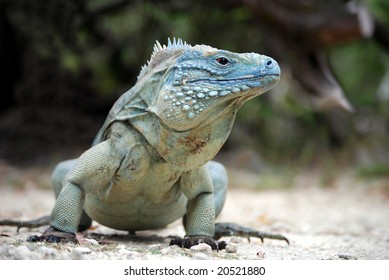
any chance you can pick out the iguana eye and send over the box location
[215,57,230,66]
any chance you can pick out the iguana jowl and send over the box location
[19,38,288,249]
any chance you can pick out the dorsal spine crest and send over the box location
[137,37,191,80]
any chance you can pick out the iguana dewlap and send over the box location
[29,38,286,249]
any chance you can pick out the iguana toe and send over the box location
[26,235,44,242]
[169,235,227,251]
[214,222,289,245]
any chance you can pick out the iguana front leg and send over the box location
[170,165,226,250]
[0,160,91,234]
[170,162,289,249]
[28,138,124,243]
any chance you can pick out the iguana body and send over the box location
[8,39,287,249]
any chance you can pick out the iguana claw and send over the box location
[214,222,289,245]
[27,226,78,244]
[169,235,227,251]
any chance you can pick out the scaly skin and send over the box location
[4,38,287,249]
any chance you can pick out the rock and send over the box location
[225,242,238,253]
[338,254,358,260]
[78,237,99,246]
[74,247,92,254]
[116,244,126,250]
[0,246,9,258]
[230,237,243,243]
[192,252,212,260]
[25,242,38,251]
[13,245,31,260]
[190,243,212,252]
[37,246,57,257]
[117,247,132,255]
[256,250,266,259]
[147,244,162,250]
[161,245,184,255]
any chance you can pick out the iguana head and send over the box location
[139,38,280,131]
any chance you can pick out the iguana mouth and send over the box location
[186,73,279,85]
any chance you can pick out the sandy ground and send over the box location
[0,164,388,260]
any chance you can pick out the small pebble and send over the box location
[161,245,184,255]
[78,238,99,246]
[230,237,243,243]
[190,243,212,252]
[0,246,9,257]
[117,247,132,255]
[147,244,162,250]
[225,242,238,253]
[338,254,358,260]
[192,252,212,260]
[37,246,57,256]
[25,242,38,251]
[257,251,266,259]
[13,245,31,260]
[74,247,92,254]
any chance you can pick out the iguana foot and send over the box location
[169,235,227,251]
[214,222,289,245]
[27,226,78,244]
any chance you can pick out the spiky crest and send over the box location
[137,37,191,80]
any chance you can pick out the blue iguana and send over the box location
[2,38,288,250]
